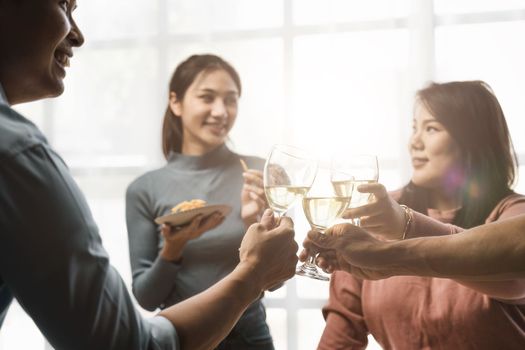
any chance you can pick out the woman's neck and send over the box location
[181,141,223,156]
[428,187,462,211]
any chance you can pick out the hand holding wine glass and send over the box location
[300,223,396,280]
[342,182,408,240]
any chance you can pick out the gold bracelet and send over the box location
[399,205,413,240]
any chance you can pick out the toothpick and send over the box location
[239,158,249,172]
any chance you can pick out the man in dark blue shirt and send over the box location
[0,1,298,349]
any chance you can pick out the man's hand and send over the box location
[239,209,298,291]
[299,223,396,280]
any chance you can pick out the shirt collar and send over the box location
[0,82,8,106]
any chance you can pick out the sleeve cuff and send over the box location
[133,257,182,310]
[150,255,183,277]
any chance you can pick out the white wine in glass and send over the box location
[332,179,377,208]
[263,145,318,217]
[303,197,351,231]
[331,154,379,225]
[296,168,350,281]
[264,185,310,214]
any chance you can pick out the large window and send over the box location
[3,1,525,349]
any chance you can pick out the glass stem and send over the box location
[274,211,284,223]
[306,228,324,265]
[306,255,317,265]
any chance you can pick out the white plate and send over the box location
[154,204,232,226]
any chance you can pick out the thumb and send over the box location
[306,230,342,250]
[160,224,171,238]
[357,182,387,197]
[259,208,276,229]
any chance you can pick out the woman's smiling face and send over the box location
[409,102,464,190]
[170,69,239,154]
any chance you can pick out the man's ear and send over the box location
[169,92,182,117]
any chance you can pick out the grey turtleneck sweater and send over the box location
[126,145,270,336]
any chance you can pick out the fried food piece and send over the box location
[171,199,207,213]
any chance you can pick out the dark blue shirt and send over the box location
[0,84,178,349]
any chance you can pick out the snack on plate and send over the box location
[171,199,207,213]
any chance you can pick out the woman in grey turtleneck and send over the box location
[126,54,274,350]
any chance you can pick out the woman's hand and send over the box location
[160,212,225,262]
[241,169,268,228]
[343,182,407,240]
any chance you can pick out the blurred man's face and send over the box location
[0,0,84,105]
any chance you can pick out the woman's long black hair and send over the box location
[398,81,518,228]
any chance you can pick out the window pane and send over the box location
[297,309,325,350]
[380,168,405,192]
[293,0,410,25]
[436,21,525,154]
[76,0,158,40]
[266,309,287,350]
[0,301,44,349]
[516,165,525,194]
[266,284,287,299]
[368,335,383,350]
[434,0,525,15]
[12,101,47,132]
[292,30,410,159]
[167,38,285,158]
[53,47,159,167]
[296,277,329,299]
[168,0,283,34]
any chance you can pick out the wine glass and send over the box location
[296,168,351,281]
[263,144,318,218]
[330,154,379,226]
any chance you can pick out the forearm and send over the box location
[158,262,262,350]
[405,212,525,299]
[127,196,183,310]
[380,215,525,281]
[406,211,463,239]
[160,241,186,262]
[455,279,525,302]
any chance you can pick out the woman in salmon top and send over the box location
[318,81,525,350]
